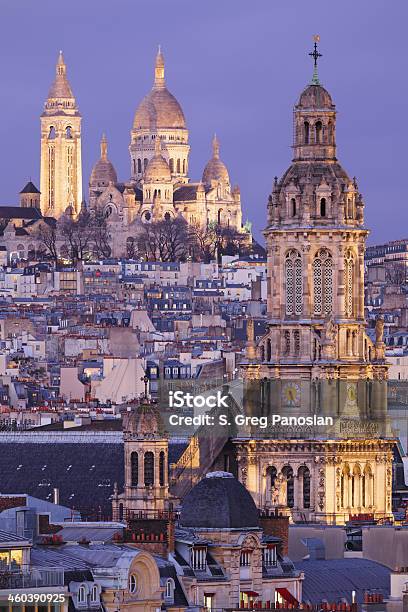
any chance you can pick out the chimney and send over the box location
[53,488,60,505]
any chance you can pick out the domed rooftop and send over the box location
[180,472,259,529]
[202,135,230,185]
[90,134,118,187]
[123,403,162,438]
[144,137,171,183]
[297,84,334,110]
[133,48,186,130]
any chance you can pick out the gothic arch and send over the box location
[131,451,138,487]
[344,249,355,317]
[285,249,302,316]
[313,248,333,316]
[315,121,322,144]
[298,465,311,509]
[144,451,154,486]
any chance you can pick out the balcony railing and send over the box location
[0,567,64,590]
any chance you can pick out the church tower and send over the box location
[246,39,387,385]
[235,40,393,525]
[40,51,82,218]
[112,403,169,520]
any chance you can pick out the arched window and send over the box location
[313,249,333,316]
[65,126,73,139]
[328,120,334,143]
[165,579,174,599]
[129,574,138,594]
[144,451,154,486]
[304,121,310,144]
[218,209,223,224]
[291,198,296,217]
[119,503,124,521]
[137,158,142,173]
[267,466,277,502]
[285,250,302,316]
[176,159,181,173]
[294,330,300,355]
[159,451,165,486]
[131,451,138,486]
[298,466,310,509]
[344,250,354,317]
[182,159,186,173]
[164,212,171,221]
[90,585,98,603]
[169,158,174,173]
[48,126,56,140]
[266,338,272,361]
[78,585,86,604]
[281,466,294,508]
[143,158,148,170]
[320,198,326,217]
[315,121,322,144]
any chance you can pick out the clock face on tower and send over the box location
[282,382,301,406]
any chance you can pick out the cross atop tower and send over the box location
[309,35,322,85]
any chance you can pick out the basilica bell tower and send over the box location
[40,51,82,218]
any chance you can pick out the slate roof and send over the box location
[0,206,42,220]
[294,558,391,604]
[0,529,29,544]
[173,185,199,202]
[20,181,40,194]
[0,442,124,517]
[180,473,259,529]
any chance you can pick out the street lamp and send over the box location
[140,375,149,400]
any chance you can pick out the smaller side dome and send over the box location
[180,471,259,529]
[202,135,230,186]
[297,84,334,109]
[144,137,171,183]
[123,403,162,438]
[90,134,118,187]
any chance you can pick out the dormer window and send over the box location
[191,546,207,570]
[77,585,86,605]
[263,545,277,567]
[90,585,98,603]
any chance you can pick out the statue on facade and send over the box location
[375,316,384,345]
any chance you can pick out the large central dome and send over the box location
[133,49,186,130]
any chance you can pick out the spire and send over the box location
[47,50,74,100]
[212,134,220,159]
[154,45,165,88]
[309,35,322,85]
[100,133,107,160]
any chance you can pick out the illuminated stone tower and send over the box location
[40,51,82,218]
[130,47,190,184]
[235,40,392,525]
[112,403,169,519]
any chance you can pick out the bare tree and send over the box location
[135,217,190,261]
[60,210,93,262]
[91,209,111,259]
[385,261,407,286]
[189,222,241,262]
[35,221,59,263]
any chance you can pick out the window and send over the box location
[66,126,73,139]
[304,121,310,144]
[159,451,165,486]
[78,585,86,604]
[291,198,296,217]
[313,249,333,316]
[240,550,251,566]
[282,466,294,508]
[298,466,311,508]
[285,250,302,316]
[144,451,154,486]
[165,579,174,599]
[131,451,138,487]
[143,158,148,170]
[137,158,142,173]
[191,547,206,570]
[263,545,277,567]
[315,121,322,144]
[90,585,98,603]
[320,197,326,217]
[177,159,181,173]
[169,158,174,172]
[204,593,215,610]
[344,250,354,317]
[129,574,138,593]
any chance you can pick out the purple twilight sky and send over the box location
[1,0,407,244]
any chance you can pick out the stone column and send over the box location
[337,244,345,317]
